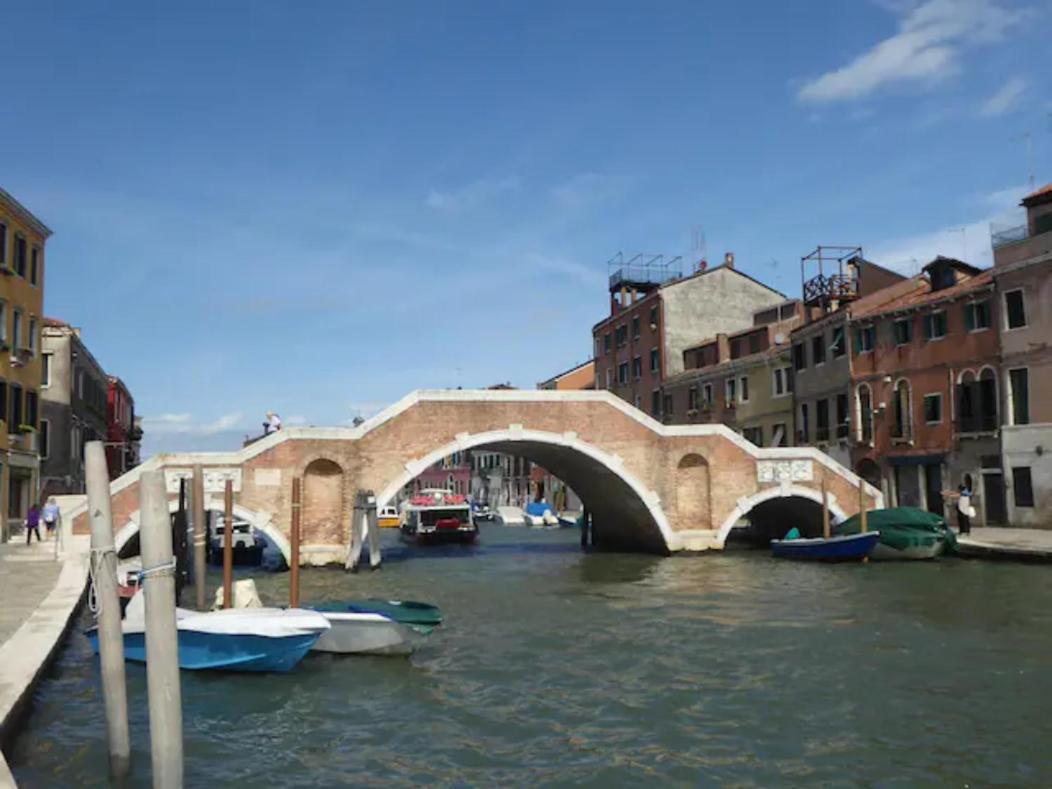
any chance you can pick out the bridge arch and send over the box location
[114,499,291,564]
[716,483,849,545]
[376,428,673,552]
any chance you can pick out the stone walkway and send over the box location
[0,540,63,645]
[957,527,1052,561]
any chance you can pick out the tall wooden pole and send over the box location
[290,477,301,608]
[821,476,831,539]
[85,441,130,781]
[366,492,381,569]
[139,470,184,789]
[192,466,207,610]
[859,479,868,534]
[223,478,233,609]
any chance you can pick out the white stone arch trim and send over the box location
[114,498,290,563]
[956,368,977,384]
[375,428,678,551]
[715,484,849,546]
[854,382,873,442]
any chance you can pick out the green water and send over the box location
[7,525,1052,787]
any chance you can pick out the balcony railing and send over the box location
[990,223,1028,249]
[957,414,998,434]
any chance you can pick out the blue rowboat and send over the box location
[86,604,330,673]
[770,531,880,561]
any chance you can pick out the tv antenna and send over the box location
[690,225,707,270]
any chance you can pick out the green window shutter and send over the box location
[964,305,974,331]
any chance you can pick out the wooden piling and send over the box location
[192,465,207,611]
[580,506,589,548]
[222,478,233,609]
[85,441,131,781]
[366,491,382,569]
[347,491,366,571]
[859,478,869,563]
[290,477,301,608]
[821,477,830,539]
[139,470,184,789]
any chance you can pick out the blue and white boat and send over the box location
[86,595,330,673]
[770,531,880,561]
[524,501,559,528]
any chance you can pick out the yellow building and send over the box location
[0,187,50,540]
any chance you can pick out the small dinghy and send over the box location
[86,593,330,673]
[311,609,416,655]
[343,599,443,635]
[770,530,880,561]
[524,501,559,528]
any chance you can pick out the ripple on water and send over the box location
[8,526,1052,787]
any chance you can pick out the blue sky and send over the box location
[3,0,1049,454]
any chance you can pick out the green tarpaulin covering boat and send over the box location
[834,507,956,560]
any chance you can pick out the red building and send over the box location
[106,376,141,479]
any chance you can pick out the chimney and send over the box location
[697,258,708,272]
[724,252,735,269]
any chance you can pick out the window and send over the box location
[0,301,6,344]
[10,383,22,428]
[748,332,761,354]
[836,393,849,438]
[631,316,640,340]
[603,333,611,354]
[730,338,743,359]
[739,376,749,403]
[743,426,763,447]
[663,393,673,417]
[688,386,699,411]
[964,300,990,331]
[0,382,5,426]
[40,418,50,460]
[812,334,826,365]
[798,403,809,443]
[831,326,846,358]
[28,318,37,355]
[725,377,737,404]
[855,326,875,353]
[12,309,21,351]
[26,391,37,427]
[0,223,6,264]
[651,389,661,417]
[14,236,26,277]
[793,343,806,371]
[702,383,713,406]
[923,393,942,424]
[632,356,642,380]
[893,318,912,345]
[857,385,873,443]
[605,368,613,388]
[649,306,658,327]
[772,423,789,447]
[1004,289,1026,329]
[815,398,830,442]
[615,325,627,348]
[617,362,629,385]
[633,393,641,410]
[893,380,912,440]
[1012,467,1034,508]
[773,366,793,396]
[30,247,40,286]
[923,311,947,340]
[1009,368,1029,425]
[650,347,659,374]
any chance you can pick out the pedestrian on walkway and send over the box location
[42,497,61,539]
[25,503,42,544]
[943,475,976,535]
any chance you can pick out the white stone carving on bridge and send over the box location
[165,468,242,493]
[756,459,813,483]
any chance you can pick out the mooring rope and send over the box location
[87,546,115,614]
[139,559,177,579]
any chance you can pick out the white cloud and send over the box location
[550,173,630,210]
[798,0,1027,103]
[142,411,244,435]
[979,75,1026,116]
[424,177,520,213]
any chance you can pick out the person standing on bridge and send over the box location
[264,411,282,435]
[42,497,61,540]
[24,503,42,544]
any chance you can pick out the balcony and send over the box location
[991,223,1028,249]
[956,414,998,435]
[991,222,1052,267]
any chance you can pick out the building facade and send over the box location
[537,359,595,391]
[0,188,49,538]
[992,183,1052,527]
[40,320,110,498]
[593,254,785,419]
[106,376,141,479]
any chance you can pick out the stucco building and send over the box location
[593,253,784,419]
[992,183,1052,527]
[40,320,110,498]
[537,359,595,391]
[0,188,49,539]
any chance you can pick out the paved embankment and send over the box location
[957,527,1052,561]
[0,536,90,786]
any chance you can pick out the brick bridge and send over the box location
[69,390,883,564]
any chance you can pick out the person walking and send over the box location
[42,497,61,539]
[24,503,42,544]
[943,476,976,535]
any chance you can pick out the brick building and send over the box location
[106,376,141,479]
[992,183,1052,527]
[593,253,784,419]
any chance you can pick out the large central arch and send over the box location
[375,428,673,552]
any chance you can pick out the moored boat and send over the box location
[400,489,478,544]
[311,609,415,655]
[377,505,401,529]
[834,507,955,560]
[524,501,559,528]
[344,598,444,634]
[770,531,880,561]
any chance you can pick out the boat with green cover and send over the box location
[834,507,956,560]
[343,599,443,635]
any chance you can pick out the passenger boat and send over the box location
[344,599,444,635]
[834,507,955,560]
[86,594,329,673]
[524,501,559,528]
[310,608,415,655]
[377,505,401,529]
[207,514,265,566]
[400,489,478,544]
[770,531,880,561]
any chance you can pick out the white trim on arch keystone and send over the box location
[715,484,849,546]
[374,427,677,551]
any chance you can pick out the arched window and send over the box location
[856,384,873,443]
[893,379,912,440]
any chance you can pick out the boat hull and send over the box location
[313,614,414,655]
[86,629,319,672]
[400,526,478,545]
[870,539,946,561]
[771,531,880,561]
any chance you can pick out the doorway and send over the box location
[982,472,1007,525]
[923,463,943,516]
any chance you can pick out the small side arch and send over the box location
[716,484,849,546]
[674,453,711,530]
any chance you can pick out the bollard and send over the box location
[223,479,233,610]
[139,470,184,788]
[821,477,831,540]
[192,466,207,610]
[290,477,301,608]
[85,442,131,781]
[366,492,382,569]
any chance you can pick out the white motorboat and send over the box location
[311,610,416,655]
[496,506,526,526]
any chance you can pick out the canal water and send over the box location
[8,525,1052,787]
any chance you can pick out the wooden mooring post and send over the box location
[139,470,184,789]
[346,490,381,571]
[222,478,233,609]
[290,477,301,608]
[859,478,869,564]
[821,476,831,540]
[85,441,131,781]
[580,507,590,548]
[192,465,207,610]
[366,492,382,569]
